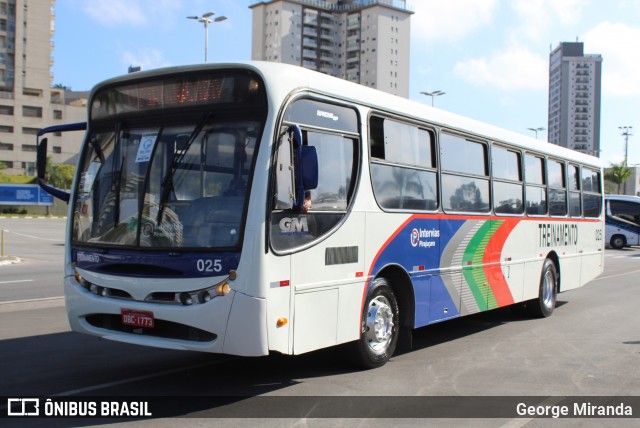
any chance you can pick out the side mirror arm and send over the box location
[36,122,87,203]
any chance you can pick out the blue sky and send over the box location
[52,0,640,166]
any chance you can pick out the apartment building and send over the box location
[548,42,602,156]
[0,0,85,175]
[250,0,413,97]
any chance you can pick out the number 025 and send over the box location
[196,259,222,273]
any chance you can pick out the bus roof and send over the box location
[91,61,603,169]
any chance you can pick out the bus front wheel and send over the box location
[610,235,626,250]
[351,277,399,369]
[528,258,558,318]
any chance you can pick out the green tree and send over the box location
[604,162,632,194]
[46,156,75,189]
[52,164,75,189]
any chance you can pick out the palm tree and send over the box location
[604,162,632,194]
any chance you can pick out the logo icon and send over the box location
[410,228,420,247]
[7,398,40,416]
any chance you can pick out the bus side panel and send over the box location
[366,214,530,328]
[491,219,527,304]
[576,220,604,289]
[290,212,366,355]
[265,253,292,354]
[222,292,269,356]
[558,256,582,291]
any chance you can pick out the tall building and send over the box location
[0,0,85,175]
[250,0,413,97]
[547,42,602,156]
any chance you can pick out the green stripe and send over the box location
[462,221,504,311]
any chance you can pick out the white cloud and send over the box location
[82,0,184,27]
[122,49,172,71]
[549,0,589,25]
[453,46,548,91]
[82,0,145,26]
[510,0,589,42]
[411,0,499,44]
[583,21,640,96]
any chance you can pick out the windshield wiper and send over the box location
[156,113,211,224]
[112,123,123,227]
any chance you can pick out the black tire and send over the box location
[527,258,558,318]
[351,277,399,369]
[610,235,626,250]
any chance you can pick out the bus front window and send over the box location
[72,119,261,249]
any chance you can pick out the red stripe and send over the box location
[483,219,519,306]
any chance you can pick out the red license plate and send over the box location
[121,309,155,328]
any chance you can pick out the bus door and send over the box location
[270,99,363,355]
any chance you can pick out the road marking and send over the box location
[53,358,235,397]
[1,230,62,241]
[0,295,61,304]
[591,268,640,282]
[0,279,34,285]
[0,296,64,314]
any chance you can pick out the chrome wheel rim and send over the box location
[542,268,555,308]
[365,295,394,355]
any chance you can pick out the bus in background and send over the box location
[605,195,640,249]
[36,62,604,369]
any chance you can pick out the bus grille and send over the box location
[85,314,217,342]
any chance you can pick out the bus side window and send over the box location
[492,145,523,215]
[370,116,437,211]
[524,154,547,216]
[582,168,602,218]
[548,159,567,216]
[568,164,581,217]
[441,133,489,213]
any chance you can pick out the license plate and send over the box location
[121,309,155,328]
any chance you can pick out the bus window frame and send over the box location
[268,93,362,255]
[581,166,603,219]
[547,157,568,218]
[490,143,524,217]
[524,151,548,217]
[368,112,439,213]
[568,163,582,218]
[440,131,491,215]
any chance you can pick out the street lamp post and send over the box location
[187,12,227,62]
[619,126,633,167]
[527,127,545,139]
[420,90,445,107]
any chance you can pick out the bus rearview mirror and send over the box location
[37,137,48,180]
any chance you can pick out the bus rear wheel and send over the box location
[610,235,626,250]
[528,258,558,318]
[351,277,399,369]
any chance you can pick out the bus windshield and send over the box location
[71,71,266,250]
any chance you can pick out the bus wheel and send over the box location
[528,258,557,318]
[610,235,626,250]
[352,278,399,369]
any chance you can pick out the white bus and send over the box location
[37,62,604,368]
[605,195,640,249]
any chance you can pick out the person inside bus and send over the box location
[302,191,312,213]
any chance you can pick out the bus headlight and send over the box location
[172,279,233,306]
